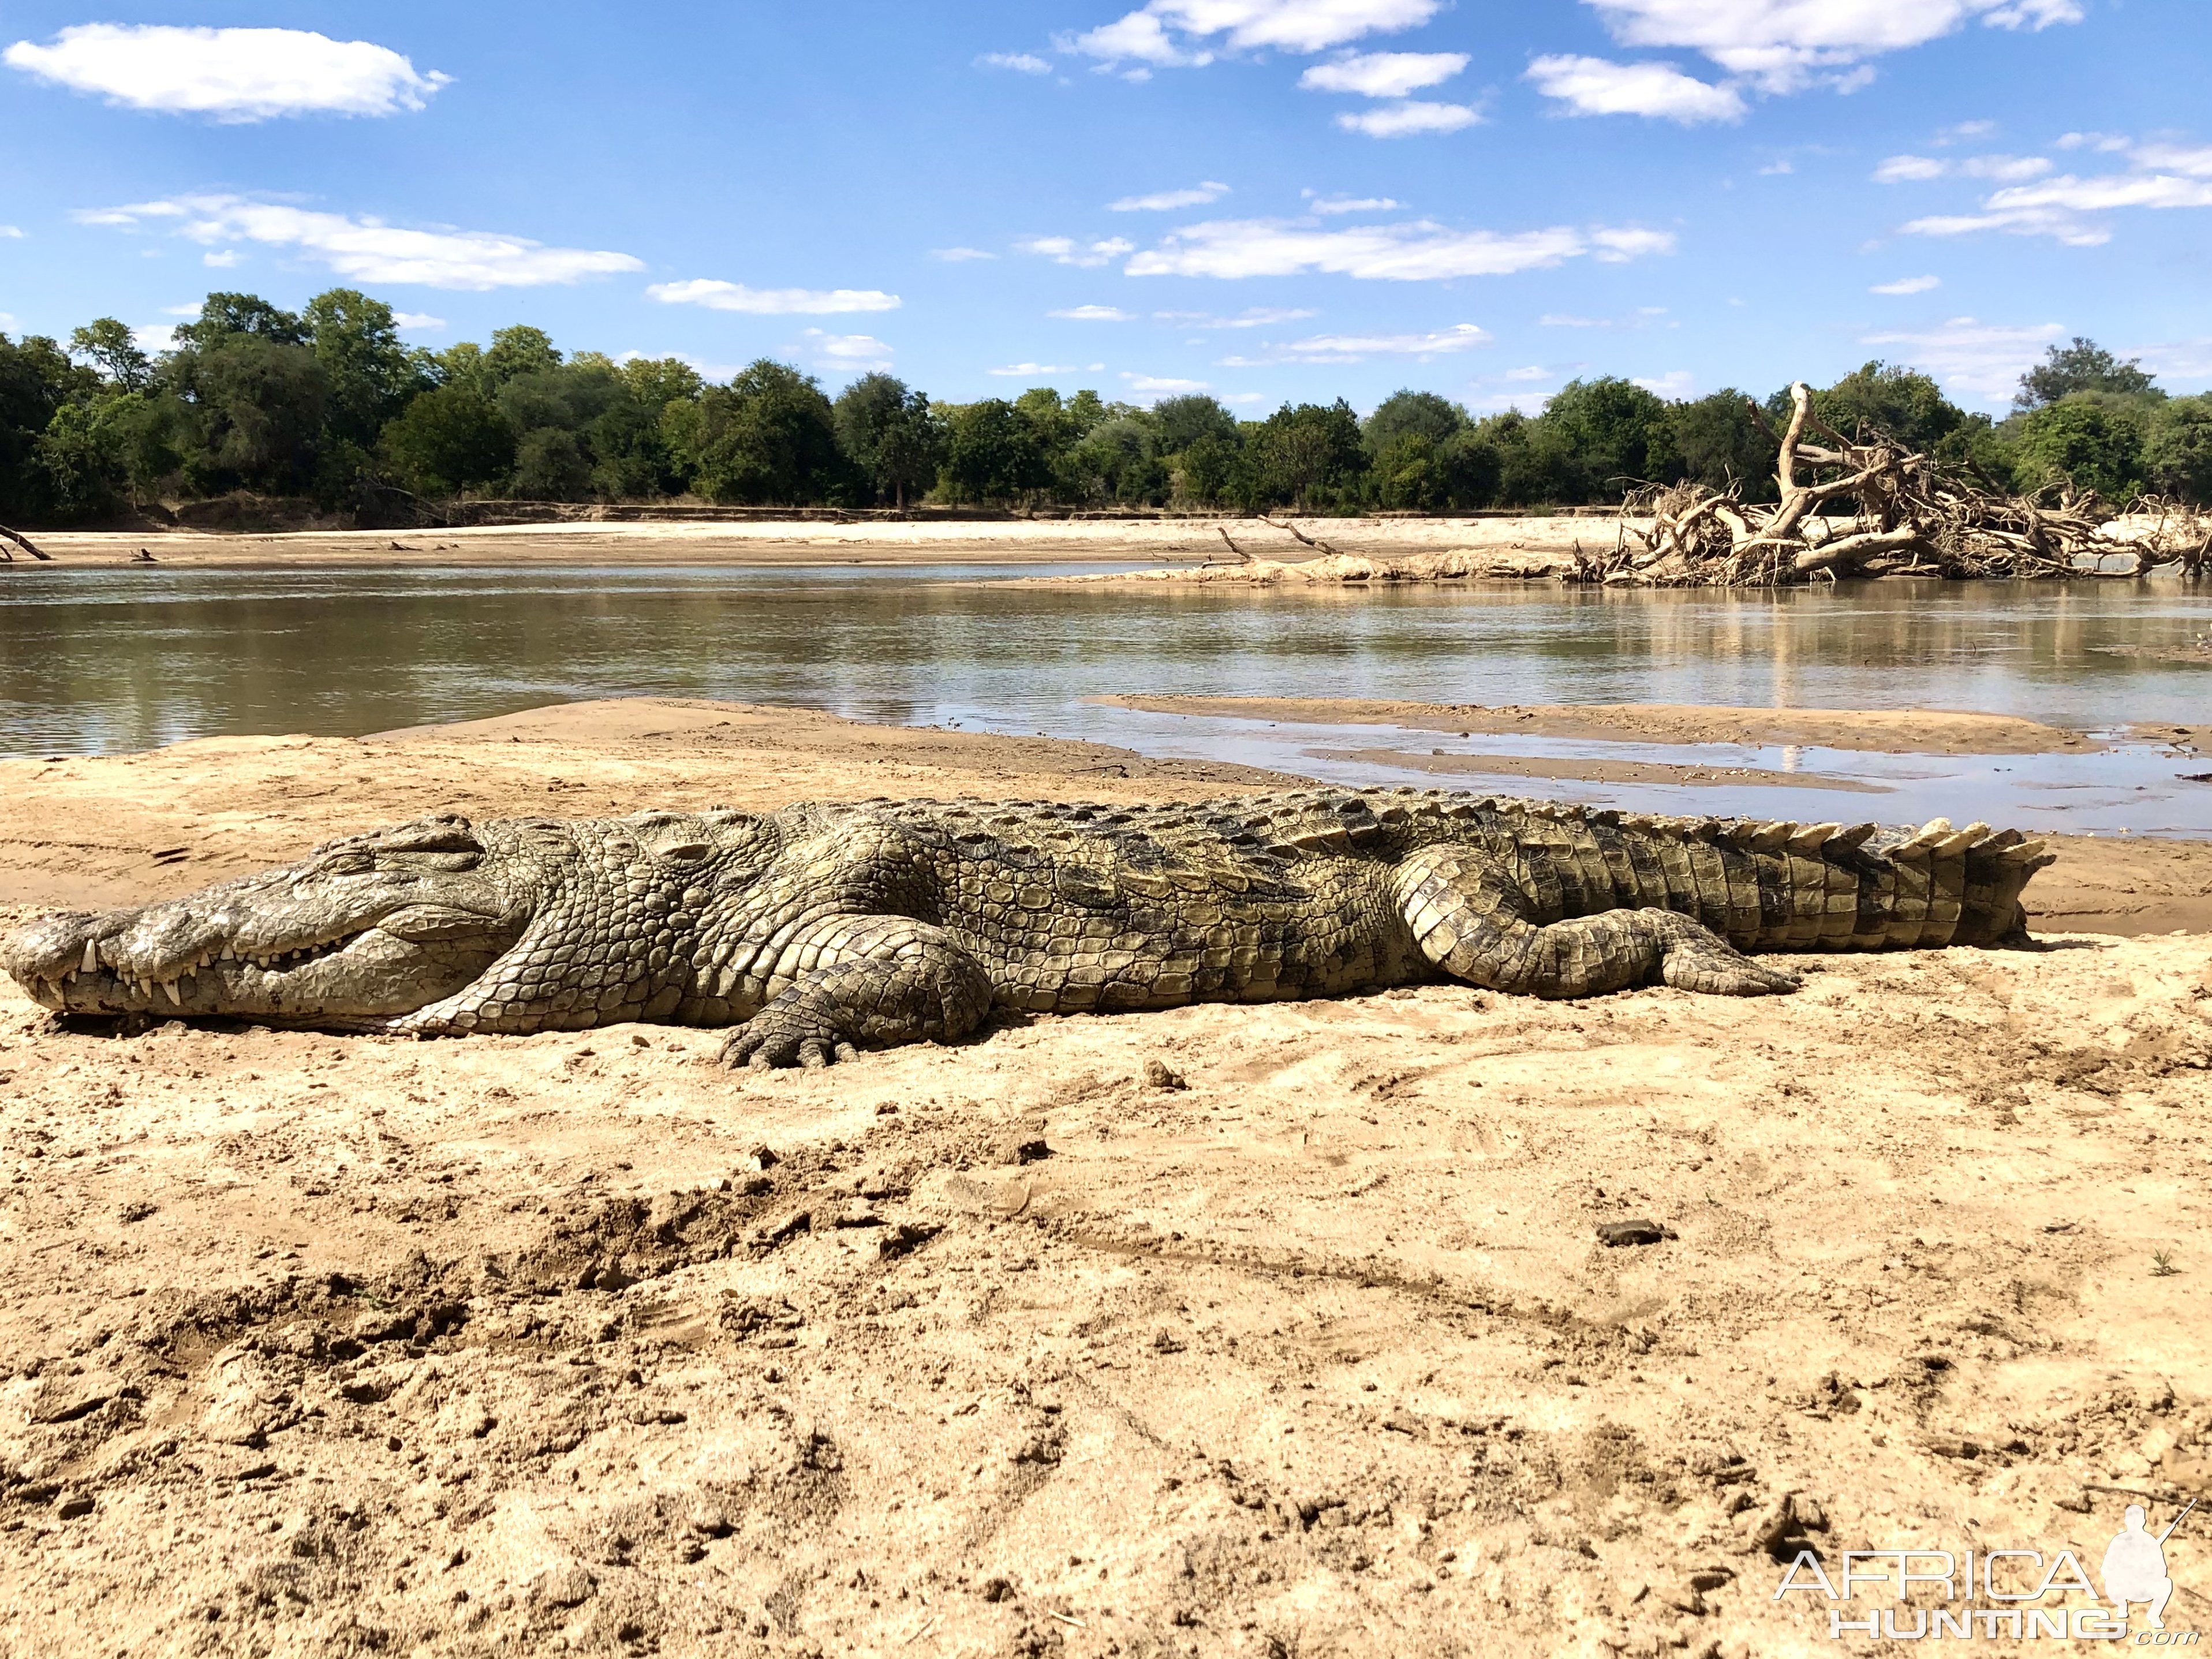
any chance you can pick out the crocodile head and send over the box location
[1,815,533,1027]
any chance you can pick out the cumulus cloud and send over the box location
[1900,139,2212,245]
[1018,236,1137,267]
[930,246,998,261]
[1049,305,1135,321]
[1860,315,2065,403]
[1525,55,1744,122]
[393,312,445,331]
[1874,152,2050,182]
[1154,307,1320,327]
[1336,100,1481,137]
[1126,217,1672,280]
[1066,0,1441,68]
[801,330,894,371]
[1223,322,1489,364]
[1300,50,1466,98]
[1305,194,1402,214]
[1122,373,1210,394]
[978,51,1053,73]
[5,24,448,121]
[647,279,899,315]
[201,249,242,268]
[1109,182,1230,212]
[1578,0,2083,97]
[77,195,641,290]
[1870,274,1941,294]
[988,361,1080,376]
[1632,369,1697,397]
[0,225,24,239]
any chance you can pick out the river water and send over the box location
[3,562,2208,834]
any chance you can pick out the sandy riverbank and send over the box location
[11,516,1597,571]
[1,700,2207,1656]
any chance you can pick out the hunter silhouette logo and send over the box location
[1774,1496,2200,1642]
[2105,1500,2194,1634]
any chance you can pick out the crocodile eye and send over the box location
[319,851,375,876]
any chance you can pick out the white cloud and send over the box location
[1870,274,1941,294]
[1940,119,1997,141]
[647,278,900,315]
[2133,144,2212,177]
[978,52,1053,73]
[5,24,448,121]
[2055,130,2129,154]
[1757,159,1793,175]
[0,226,23,239]
[1224,322,1489,364]
[1632,369,1697,397]
[1123,373,1210,394]
[1127,217,1673,280]
[1859,315,2065,403]
[2127,338,2212,383]
[1579,0,2083,97]
[1109,181,1230,212]
[1018,236,1137,267]
[1155,307,1320,328]
[801,330,894,371]
[1336,100,1482,137]
[1525,55,1744,124]
[1874,154,1947,182]
[1050,305,1135,320]
[1875,152,2051,182]
[202,249,241,268]
[1067,0,1441,68]
[1300,51,1466,98]
[131,324,175,352]
[930,246,999,262]
[988,362,1079,376]
[1504,364,1552,380]
[1305,194,1402,214]
[79,195,642,290]
[393,312,445,331]
[1901,148,2212,246]
[160,303,203,317]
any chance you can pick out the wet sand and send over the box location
[0,700,2207,1657]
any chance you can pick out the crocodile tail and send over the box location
[1877,820,2055,948]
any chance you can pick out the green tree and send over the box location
[172,292,308,349]
[2015,337,2160,411]
[35,399,133,521]
[513,428,593,500]
[1253,399,1363,509]
[660,360,846,505]
[302,289,422,449]
[1369,429,1500,511]
[2008,399,2149,499]
[1535,378,1673,500]
[481,326,562,388]
[1477,409,1582,507]
[1800,361,1965,451]
[160,332,328,495]
[378,383,515,496]
[1151,394,1240,455]
[2144,395,2212,503]
[0,332,98,520]
[834,373,948,507]
[1362,389,1467,454]
[940,398,1054,503]
[1667,390,1775,498]
[69,319,153,392]
[1175,431,1251,509]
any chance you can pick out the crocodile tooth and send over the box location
[161,979,181,1004]
[220,943,236,961]
[82,939,98,974]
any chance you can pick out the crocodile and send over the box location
[1,789,2052,1068]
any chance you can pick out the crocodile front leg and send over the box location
[719,914,996,1070]
[1391,844,1799,999]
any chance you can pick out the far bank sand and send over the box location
[16,515,1596,570]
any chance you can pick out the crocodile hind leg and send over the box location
[719,914,995,1070]
[1389,844,1799,999]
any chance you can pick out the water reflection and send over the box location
[1,564,2206,793]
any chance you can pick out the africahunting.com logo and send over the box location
[1774,1498,2198,1643]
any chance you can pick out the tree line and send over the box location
[2,286,2207,526]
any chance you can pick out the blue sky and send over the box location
[1,1,2207,415]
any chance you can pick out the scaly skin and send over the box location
[0,789,2054,1068]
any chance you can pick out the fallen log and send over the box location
[1575,383,2211,586]
[0,524,51,562]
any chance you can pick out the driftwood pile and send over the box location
[1577,382,2211,586]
